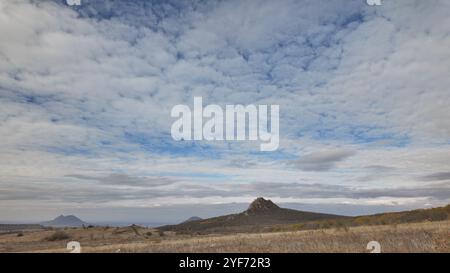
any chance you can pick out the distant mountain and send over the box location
[160,197,346,233]
[41,215,88,227]
[182,216,203,223]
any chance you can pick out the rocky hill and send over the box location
[41,215,88,227]
[160,197,346,233]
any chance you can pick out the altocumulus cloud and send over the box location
[0,0,449,222]
[289,149,356,171]
[66,174,177,187]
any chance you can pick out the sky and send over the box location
[0,0,449,224]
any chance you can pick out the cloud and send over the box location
[419,172,450,182]
[66,174,177,187]
[363,165,396,172]
[353,182,450,200]
[2,179,448,206]
[229,182,450,201]
[0,0,450,221]
[290,149,356,171]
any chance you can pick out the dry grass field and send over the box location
[0,220,448,253]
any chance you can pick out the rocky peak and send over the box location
[246,197,279,214]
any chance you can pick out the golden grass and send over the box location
[0,221,448,253]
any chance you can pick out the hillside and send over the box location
[351,204,450,226]
[282,204,450,232]
[159,198,450,234]
[159,197,346,233]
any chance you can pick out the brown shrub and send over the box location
[45,230,70,241]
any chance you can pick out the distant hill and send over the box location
[159,198,450,234]
[160,197,346,233]
[41,215,88,227]
[182,216,203,223]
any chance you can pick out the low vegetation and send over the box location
[45,230,70,241]
[0,221,447,253]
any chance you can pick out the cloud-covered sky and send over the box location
[1,0,449,223]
